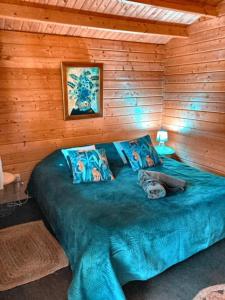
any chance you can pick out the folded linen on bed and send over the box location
[138,170,186,199]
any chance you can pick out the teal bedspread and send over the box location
[28,144,225,300]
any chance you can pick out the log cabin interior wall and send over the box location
[0,30,164,182]
[164,4,225,175]
[1,0,225,181]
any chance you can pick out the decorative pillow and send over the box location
[95,143,124,167]
[61,145,95,167]
[120,135,161,172]
[68,148,114,184]
[113,142,128,164]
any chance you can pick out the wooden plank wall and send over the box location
[164,8,225,175]
[0,30,165,182]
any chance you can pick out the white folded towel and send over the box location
[138,170,186,200]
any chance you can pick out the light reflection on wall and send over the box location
[125,97,137,106]
[166,121,192,134]
[190,102,203,111]
[134,107,144,115]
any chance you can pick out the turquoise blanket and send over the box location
[28,144,225,300]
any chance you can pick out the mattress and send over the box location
[28,143,225,300]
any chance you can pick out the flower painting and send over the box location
[61,62,103,120]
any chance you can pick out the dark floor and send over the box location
[1,200,225,300]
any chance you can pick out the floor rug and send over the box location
[193,284,225,300]
[0,220,69,291]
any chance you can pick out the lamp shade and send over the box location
[156,130,168,143]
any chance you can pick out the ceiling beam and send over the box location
[0,2,188,38]
[126,0,218,16]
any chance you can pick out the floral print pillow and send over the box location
[120,135,162,172]
[68,149,114,184]
[61,145,95,168]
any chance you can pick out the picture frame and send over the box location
[61,62,103,120]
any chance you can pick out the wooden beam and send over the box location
[126,0,218,16]
[0,2,188,38]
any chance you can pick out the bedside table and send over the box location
[0,176,30,217]
[155,145,175,158]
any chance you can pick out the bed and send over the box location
[28,142,225,300]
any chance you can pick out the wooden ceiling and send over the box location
[0,0,224,44]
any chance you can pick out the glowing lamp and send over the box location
[156,130,168,145]
[155,130,175,157]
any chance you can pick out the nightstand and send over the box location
[155,145,175,158]
[0,175,30,217]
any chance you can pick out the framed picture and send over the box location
[61,62,103,120]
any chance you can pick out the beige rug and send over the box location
[193,284,225,300]
[0,220,69,291]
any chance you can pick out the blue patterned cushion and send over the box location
[68,149,114,184]
[120,135,162,172]
[61,145,95,168]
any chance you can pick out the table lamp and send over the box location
[155,130,175,156]
[156,130,168,146]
